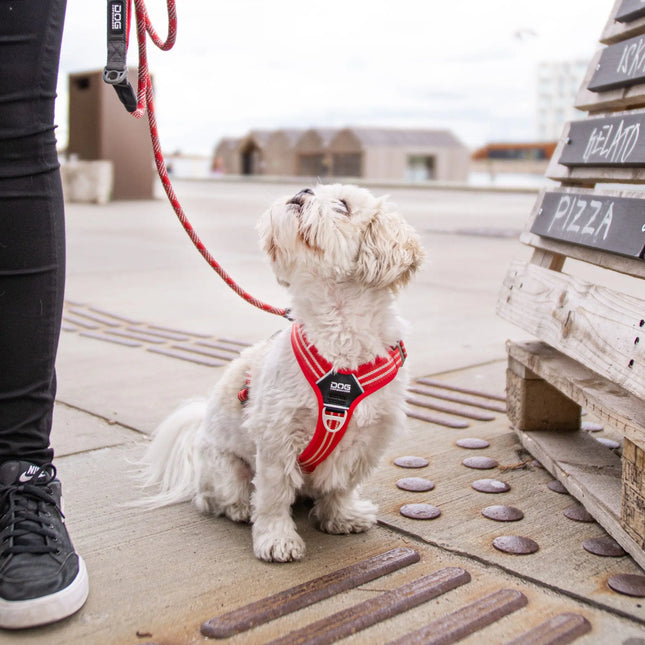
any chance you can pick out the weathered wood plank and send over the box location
[519,231,645,278]
[506,341,645,449]
[506,359,581,432]
[512,423,645,570]
[602,0,645,44]
[622,438,645,547]
[577,49,645,113]
[498,262,645,400]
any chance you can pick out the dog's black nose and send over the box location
[287,188,314,207]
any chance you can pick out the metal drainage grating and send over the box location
[61,301,250,367]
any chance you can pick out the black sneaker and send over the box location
[0,461,89,629]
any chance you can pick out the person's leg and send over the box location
[0,0,89,629]
[0,0,66,465]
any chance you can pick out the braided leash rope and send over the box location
[126,0,289,318]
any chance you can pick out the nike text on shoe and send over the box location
[0,461,89,629]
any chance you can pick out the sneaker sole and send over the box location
[0,556,89,630]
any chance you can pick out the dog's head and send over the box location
[257,184,424,291]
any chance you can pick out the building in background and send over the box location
[213,127,470,183]
[264,129,305,176]
[328,128,469,182]
[212,137,241,175]
[294,128,338,177]
[471,141,557,179]
[536,60,588,141]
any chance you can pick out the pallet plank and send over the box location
[506,341,645,449]
[498,262,644,400]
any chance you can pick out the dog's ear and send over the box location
[355,207,424,290]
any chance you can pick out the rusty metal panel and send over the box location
[506,613,592,645]
[200,547,420,638]
[264,567,471,645]
[388,588,528,645]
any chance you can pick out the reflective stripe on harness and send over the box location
[291,323,406,473]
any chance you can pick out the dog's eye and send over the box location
[333,199,350,216]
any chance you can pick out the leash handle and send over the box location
[102,0,290,319]
[103,1,137,112]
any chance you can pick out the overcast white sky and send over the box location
[57,0,615,155]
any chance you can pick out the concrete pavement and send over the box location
[3,179,645,644]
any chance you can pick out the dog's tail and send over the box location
[135,399,206,508]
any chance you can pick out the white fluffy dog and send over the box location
[139,184,423,562]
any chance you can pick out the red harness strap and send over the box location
[291,323,406,473]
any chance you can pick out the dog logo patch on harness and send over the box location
[316,371,364,411]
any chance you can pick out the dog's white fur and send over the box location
[138,184,424,562]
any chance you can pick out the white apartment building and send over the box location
[536,60,588,141]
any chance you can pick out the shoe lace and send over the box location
[0,465,63,557]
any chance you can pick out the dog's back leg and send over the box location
[195,449,253,523]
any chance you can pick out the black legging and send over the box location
[0,0,67,465]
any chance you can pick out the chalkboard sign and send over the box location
[616,0,645,23]
[588,33,645,92]
[530,190,645,258]
[558,112,645,167]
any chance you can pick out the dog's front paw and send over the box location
[253,530,306,562]
[317,498,378,534]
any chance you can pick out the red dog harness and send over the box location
[290,323,406,473]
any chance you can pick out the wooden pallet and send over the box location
[497,0,645,570]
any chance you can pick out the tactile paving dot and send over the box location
[462,456,498,470]
[399,503,441,520]
[393,455,429,469]
[472,478,510,493]
[456,438,490,449]
[547,480,568,494]
[608,574,645,597]
[493,535,539,555]
[481,505,524,522]
[396,477,435,492]
[583,536,627,557]
[563,504,595,523]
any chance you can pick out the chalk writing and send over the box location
[582,119,640,163]
[531,191,645,258]
[617,36,645,77]
[546,195,613,241]
[588,32,645,92]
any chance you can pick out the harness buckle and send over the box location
[321,408,348,433]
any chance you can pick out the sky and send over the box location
[57,0,615,155]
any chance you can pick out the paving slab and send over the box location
[1,435,642,645]
[4,182,644,643]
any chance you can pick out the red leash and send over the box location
[104,0,289,319]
